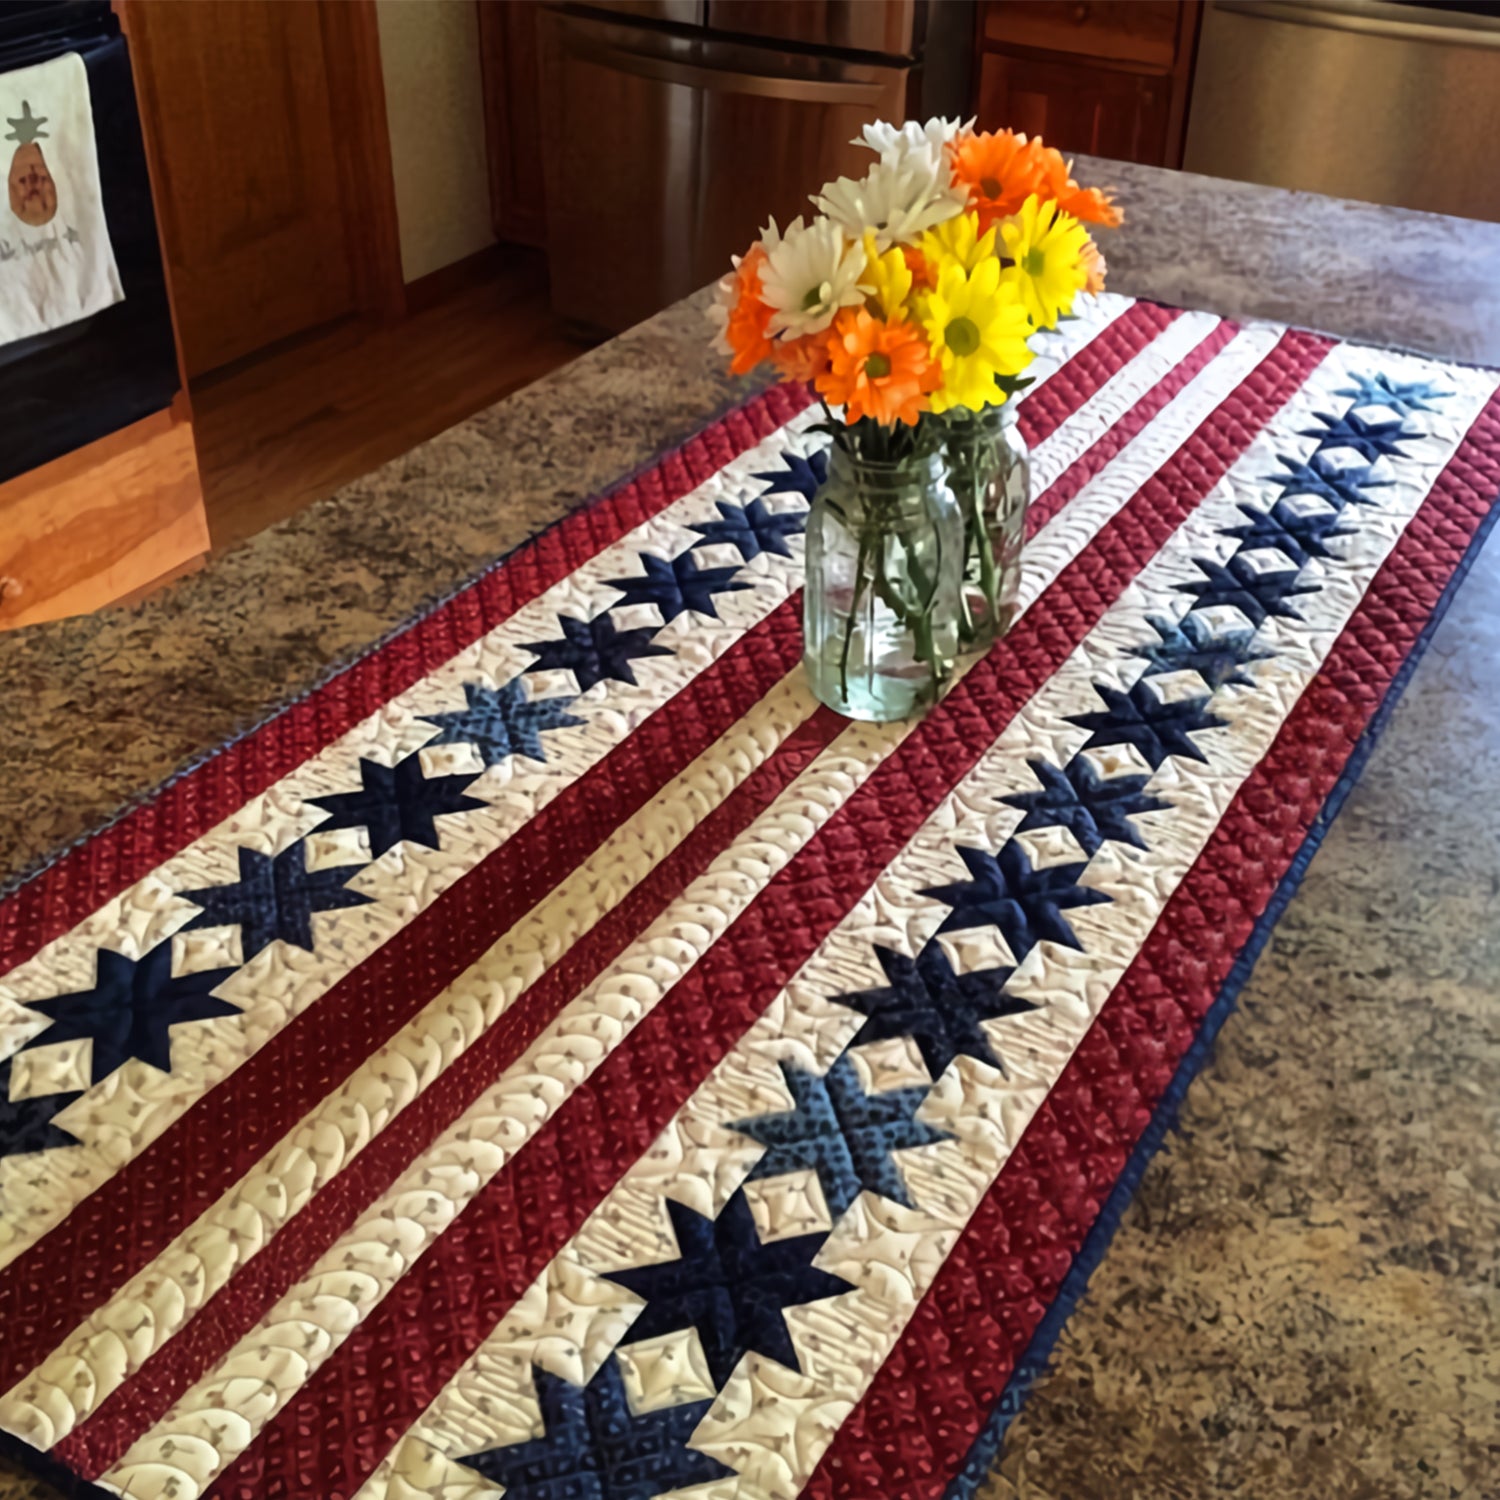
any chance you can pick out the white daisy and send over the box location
[853,115,974,175]
[813,156,966,252]
[758,215,868,339]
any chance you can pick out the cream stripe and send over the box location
[95,312,1282,1500]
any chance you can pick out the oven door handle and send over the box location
[562,25,899,103]
[1215,0,1500,48]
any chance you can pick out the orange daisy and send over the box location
[1079,235,1108,294]
[902,244,936,293]
[949,129,1045,230]
[816,308,939,427]
[771,333,825,383]
[1031,146,1123,228]
[722,244,775,375]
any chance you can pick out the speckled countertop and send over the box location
[2,159,1498,1499]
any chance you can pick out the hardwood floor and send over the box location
[190,246,589,551]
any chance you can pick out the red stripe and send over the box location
[0,385,813,981]
[802,387,1500,1500]
[1015,301,1179,450]
[202,330,1330,1500]
[0,597,808,1388]
[60,701,852,1475]
[1026,318,1240,539]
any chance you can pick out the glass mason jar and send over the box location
[803,441,964,722]
[944,403,1031,650]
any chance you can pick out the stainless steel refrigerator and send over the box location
[536,0,969,332]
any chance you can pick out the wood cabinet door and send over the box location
[977,51,1172,165]
[124,0,370,376]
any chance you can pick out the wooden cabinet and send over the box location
[477,0,547,249]
[974,1,1201,168]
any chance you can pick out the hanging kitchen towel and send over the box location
[0,50,122,346]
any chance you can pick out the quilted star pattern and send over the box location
[731,1055,953,1216]
[1335,370,1449,417]
[307,755,487,857]
[833,941,1032,1078]
[1268,451,1388,510]
[1219,499,1354,566]
[1001,756,1173,856]
[689,497,805,562]
[419,679,585,767]
[457,1359,734,1499]
[21,944,239,1084]
[1127,610,1274,691]
[604,551,749,622]
[752,446,828,503]
[603,1189,854,1387]
[0,1058,82,1160]
[1300,408,1415,463]
[1066,679,1229,769]
[1174,552,1319,628]
[179,842,372,958]
[523,613,675,691]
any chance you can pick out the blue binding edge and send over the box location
[945,492,1500,1499]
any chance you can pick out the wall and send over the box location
[375,0,495,283]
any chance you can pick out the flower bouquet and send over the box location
[709,119,1121,720]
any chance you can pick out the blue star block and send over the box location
[1335,371,1449,418]
[832,941,1031,1079]
[689,498,805,562]
[523,613,674,691]
[603,1188,854,1388]
[1267,451,1389,510]
[1174,552,1318,629]
[0,1058,82,1160]
[307,754,486,858]
[923,843,1112,966]
[731,1056,952,1217]
[420,678,584,767]
[457,1359,735,1500]
[1300,409,1415,463]
[1064,679,1229,770]
[21,944,239,1085]
[1001,756,1173,857]
[604,550,749,622]
[178,842,371,959]
[1127,611,1274,692]
[752,446,829,504]
[1220,500,1354,567]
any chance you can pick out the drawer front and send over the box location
[984,0,1184,69]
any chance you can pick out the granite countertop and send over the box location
[2,159,1498,1498]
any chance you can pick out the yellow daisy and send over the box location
[919,210,998,275]
[920,257,1032,414]
[861,230,913,320]
[1000,194,1090,330]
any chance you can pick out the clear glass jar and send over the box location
[944,403,1031,650]
[802,441,963,722]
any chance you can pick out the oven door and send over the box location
[538,6,912,332]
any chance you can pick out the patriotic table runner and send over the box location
[1,294,1497,1500]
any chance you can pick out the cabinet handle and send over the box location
[1073,2,1090,22]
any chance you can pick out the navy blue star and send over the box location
[178,842,370,959]
[923,843,1112,964]
[833,941,1031,1078]
[1001,757,1173,857]
[1300,409,1414,463]
[21,944,239,1084]
[1335,371,1449,418]
[1174,552,1318,629]
[731,1056,952,1217]
[603,1188,854,1387]
[1220,499,1354,567]
[1127,611,1274,691]
[1267,452,1388,510]
[307,755,486,857]
[753,446,828,504]
[1065,679,1230,770]
[0,1058,82,1160]
[604,551,749,622]
[523,613,673,691]
[689,498,805,562]
[457,1359,735,1500]
[420,679,584,767]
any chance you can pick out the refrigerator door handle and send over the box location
[563,27,897,104]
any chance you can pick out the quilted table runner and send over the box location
[2,294,1497,1500]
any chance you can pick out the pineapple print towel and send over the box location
[0,51,122,347]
